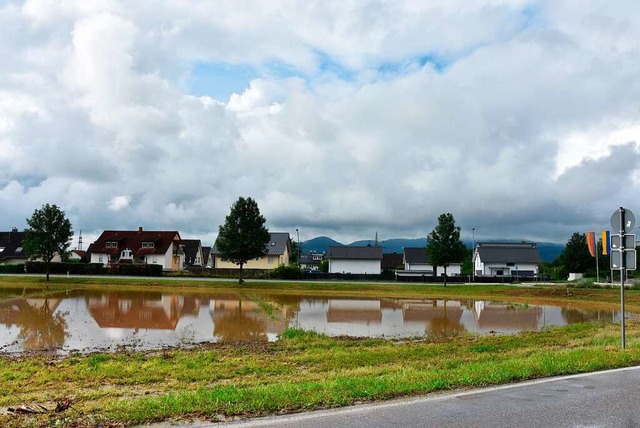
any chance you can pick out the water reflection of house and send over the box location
[474,302,542,330]
[0,298,63,326]
[326,299,382,324]
[401,300,465,334]
[209,297,290,341]
[87,294,186,330]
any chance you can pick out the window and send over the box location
[506,262,515,267]
[268,256,274,264]
[98,256,103,263]
[142,242,155,248]
[15,246,22,253]
[106,241,117,248]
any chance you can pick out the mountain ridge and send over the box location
[299,236,563,262]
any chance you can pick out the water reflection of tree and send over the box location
[560,307,598,324]
[16,298,68,352]
[426,301,465,335]
[213,302,268,342]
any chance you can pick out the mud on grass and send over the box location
[2,322,640,427]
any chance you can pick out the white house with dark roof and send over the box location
[402,247,462,276]
[87,227,185,271]
[474,242,541,277]
[212,232,291,270]
[327,246,383,274]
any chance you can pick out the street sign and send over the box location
[611,234,636,250]
[611,249,637,270]
[611,208,636,232]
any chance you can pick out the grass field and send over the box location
[1,276,640,427]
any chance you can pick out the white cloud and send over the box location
[108,195,130,211]
[2,1,640,245]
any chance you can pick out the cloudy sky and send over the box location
[2,0,640,247]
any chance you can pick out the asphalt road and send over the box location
[147,366,640,428]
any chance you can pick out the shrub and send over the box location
[108,263,163,276]
[0,264,25,274]
[269,264,303,279]
[25,262,107,275]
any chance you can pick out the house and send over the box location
[300,251,324,271]
[212,232,291,270]
[327,246,382,274]
[474,242,541,277]
[0,227,64,265]
[402,247,462,276]
[201,246,213,268]
[0,228,28,264]
[86,227,185,272]
[182,239,204,267]
[68,250,88,262]
[381,252,404,272]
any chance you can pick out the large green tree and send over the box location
[555,232,593,277]
[216,197,270,283]
[426,213,467,286]
[23,203,74,282]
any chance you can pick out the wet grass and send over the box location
[0,322,639,427]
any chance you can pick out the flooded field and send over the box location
[0,286,631,355]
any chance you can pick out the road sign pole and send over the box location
[620,207,626,349]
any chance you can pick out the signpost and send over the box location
[610,207,636,349]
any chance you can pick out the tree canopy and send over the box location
[426,213,467,286]
[216,196,270,283]
[23,203,73,282]
[555,232,593,277]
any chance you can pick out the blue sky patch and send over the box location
[188,62,259,101]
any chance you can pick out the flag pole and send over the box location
[596,239,600,283]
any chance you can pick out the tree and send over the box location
[555,232,592,278]
[23,203,73,282]
[426,213,467,287]
[290,240,301,264]
[216,197,270,283]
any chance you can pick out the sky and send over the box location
[2,0,640,248]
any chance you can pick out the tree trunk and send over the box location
[46,261,50,283]
[239,262,244,284]
[443,265,447,287]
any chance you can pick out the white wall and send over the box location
[329,259,381,274]
[91,252,108,266]
[477,261,538,276]
[438,264,462,276]
[406,262,461,276]
[405,262,432,271]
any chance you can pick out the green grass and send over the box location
[1,322,640,427]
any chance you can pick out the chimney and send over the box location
[11,227,18,232]
[138,226,143,232]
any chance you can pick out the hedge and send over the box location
[25,262,107,275]
[0,264,25,274]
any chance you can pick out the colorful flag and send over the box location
[586,232,596,257]
[602,230,611,255]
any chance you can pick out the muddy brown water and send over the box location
[0,287,631,355]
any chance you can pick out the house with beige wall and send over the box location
[212,232,291,270]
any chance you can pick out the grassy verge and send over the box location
[1,322,640,427]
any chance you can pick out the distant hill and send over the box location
[301,236,343,253]
[349,238,426,254]
[536,243,564,262]
[300,236,564,262]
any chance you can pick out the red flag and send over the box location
[586,232,596,257]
